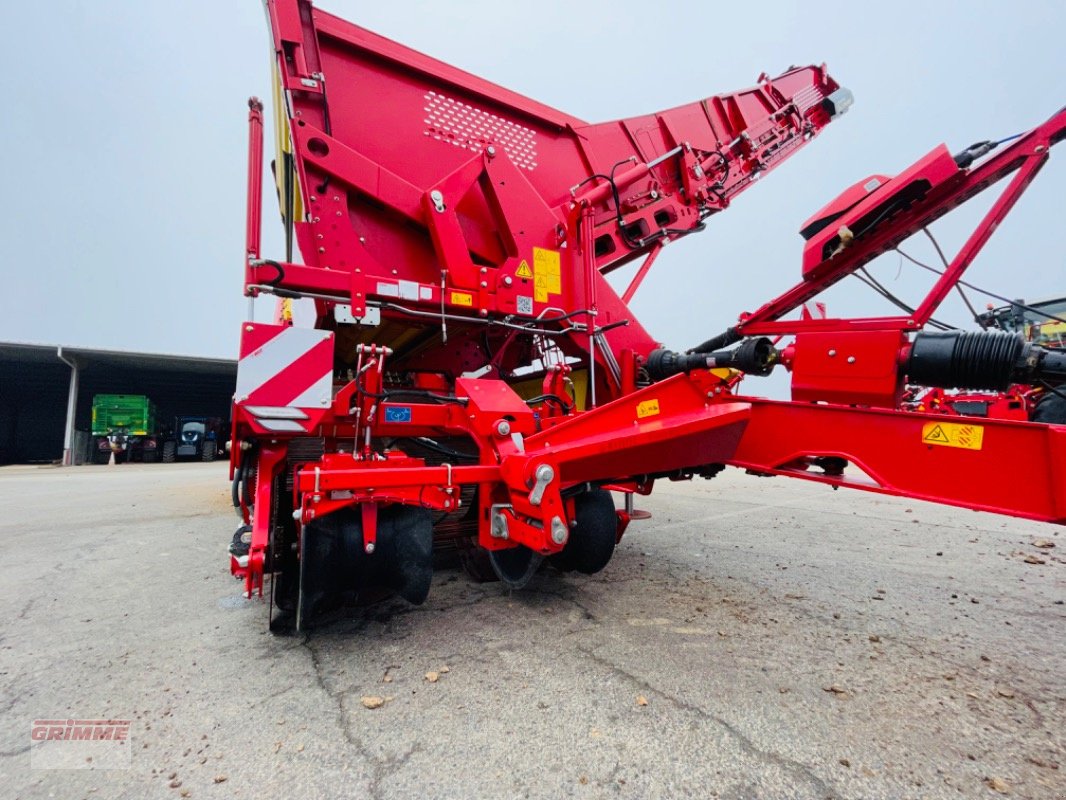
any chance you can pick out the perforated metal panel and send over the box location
[423,91,538,171]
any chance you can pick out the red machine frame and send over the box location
[230,0,1065,624]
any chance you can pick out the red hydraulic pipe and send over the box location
[621,243,664,304]
[245,97,265,289]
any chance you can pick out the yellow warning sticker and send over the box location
[515,259,533,279]
[450,291,473,307]
[534,276,548,303]
[636,399,660,419]
[921,421,984,450]
[533,247,561,303]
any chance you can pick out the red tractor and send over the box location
[229,0,1066,630]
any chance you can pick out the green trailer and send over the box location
[90,394,162,463]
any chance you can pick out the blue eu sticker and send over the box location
[385,406,413,423]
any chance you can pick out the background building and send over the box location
[0,342,236,464]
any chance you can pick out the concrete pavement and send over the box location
[0,463,1063,799]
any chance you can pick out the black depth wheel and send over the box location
[488,546,544,589]
[1031,391,1066,424]
[459,545,500,583]
[550,489,618,575]
[296,504,434,631]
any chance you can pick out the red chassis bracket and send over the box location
[739,107,1066,338]
[728,107,1066,410]
[284,371,751,553]
[230,443,287,597]
[729,399,1066,524]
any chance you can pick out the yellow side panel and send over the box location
[270,58,304,224]
[509,370,589,412]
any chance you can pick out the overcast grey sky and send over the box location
[2,1,1064,362]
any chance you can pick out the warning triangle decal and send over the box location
[515,260,533,279]
[923,424,951,444]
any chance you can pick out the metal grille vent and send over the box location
[791,84,825,113]
[423,91,538,171]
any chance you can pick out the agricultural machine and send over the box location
[230,0,1066,630]
[90,394,162,464]
[162,416,226,462]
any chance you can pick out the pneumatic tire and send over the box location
[1031,392,1066,425]
[550,489,617,575]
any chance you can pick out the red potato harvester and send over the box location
[229,0,1066,630]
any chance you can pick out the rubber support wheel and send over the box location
[1031,392,1066,424]
[488,546,544,589]
[459,545,500,583]
[550,489,617,575]
[296,505,434,631]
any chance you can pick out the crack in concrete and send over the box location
[301,635,360,750]
[16,598,35,622]
[577,644,840,800]
[300,633,425,800]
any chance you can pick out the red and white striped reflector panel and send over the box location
[235,324,334,433]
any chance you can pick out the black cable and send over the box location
[596,319,631,334]
[355,372,468,406]
[242,459,255,511]
[895,246,1066,327]
[524,393,572,414]
[282,153,294,264]
[700,149,730,186]
[1038,380,1066,403]
[851,197,909,240]
[610,159,645,250]
[922,229,981,324]
[854,267,954,331]
[382,390,468,406]
[231,459,244,509]
[411,437,479,461]
[319,77,332,137]
[260,259,285,286]
[571,173,612,193]
[378,301,596,337]
[603,143,731,251]
[636,223,708,248]
[233,444,257,512]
